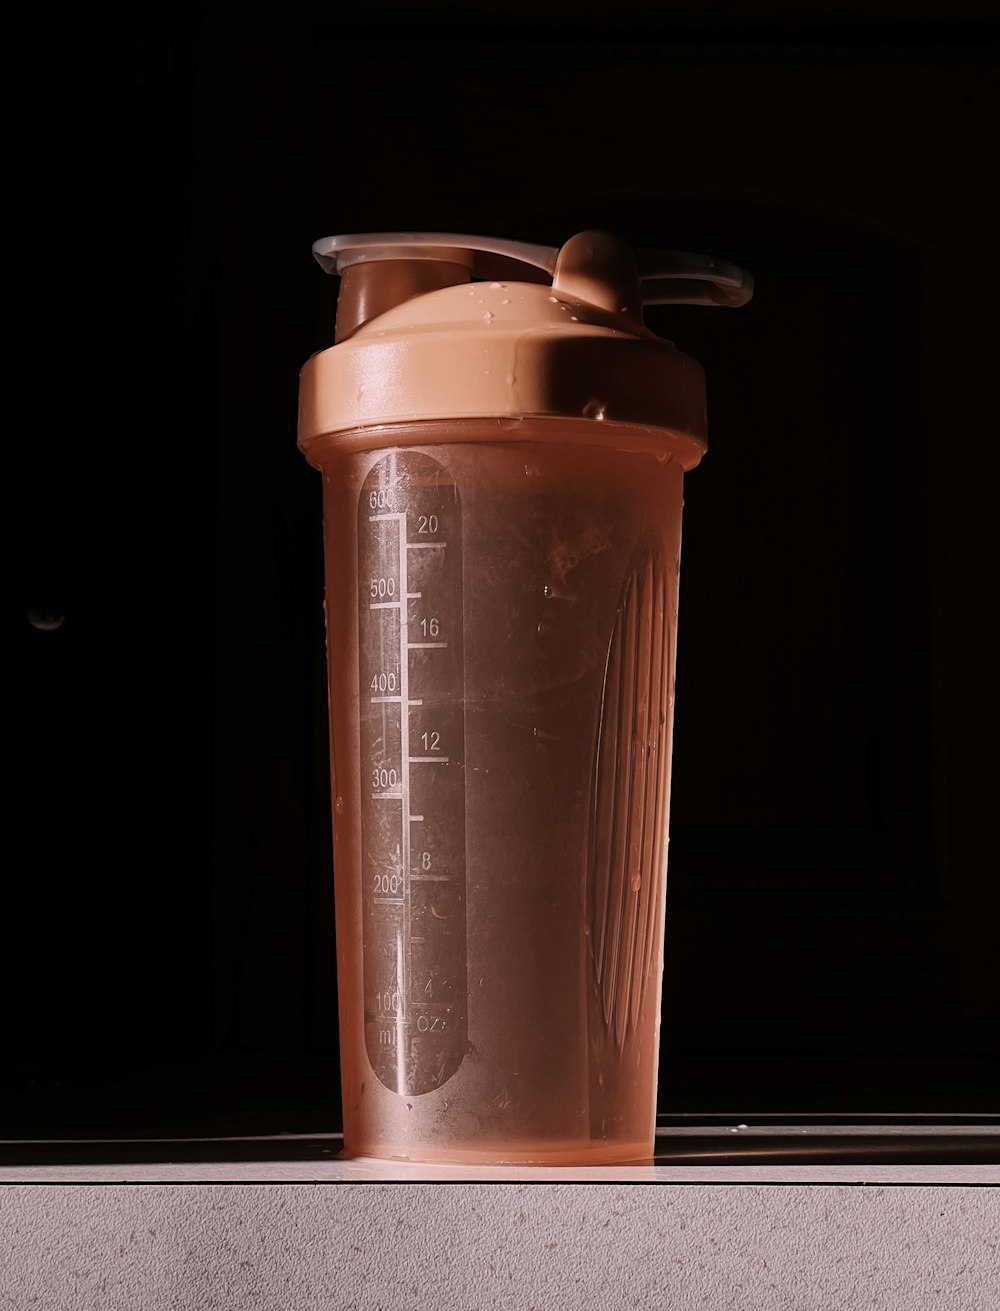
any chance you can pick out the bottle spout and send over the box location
[334,258,473,342]
[313,232,560,339]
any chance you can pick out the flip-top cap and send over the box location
[298,230,752,468]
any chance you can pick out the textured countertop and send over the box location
[3,1175,999,1311]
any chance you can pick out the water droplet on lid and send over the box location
[547,295,559,303]
[570,316,579,321]
[583,400,607,420]
[489,281,503,289]
[483,310,493,322]
[501,298,511,305]
[631,876,642,892]
[406,1103,413,1112]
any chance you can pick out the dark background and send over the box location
[11,1,999,1138]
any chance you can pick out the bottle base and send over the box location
[344,1138,652,1167]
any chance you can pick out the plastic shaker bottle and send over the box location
[298,230,752,1163]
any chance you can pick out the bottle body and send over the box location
[319,423,685,1163]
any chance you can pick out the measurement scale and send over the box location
[357,451,468,1095]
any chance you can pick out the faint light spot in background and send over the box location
[28,609,65,631]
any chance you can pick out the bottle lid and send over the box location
[298,230,752,469]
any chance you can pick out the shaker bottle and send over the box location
[298,230,751,1163]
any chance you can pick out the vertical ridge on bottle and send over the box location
[601,570,638,1034]
[589,544,671,1050]
[642,573,673,996]
[592,605,623,985]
